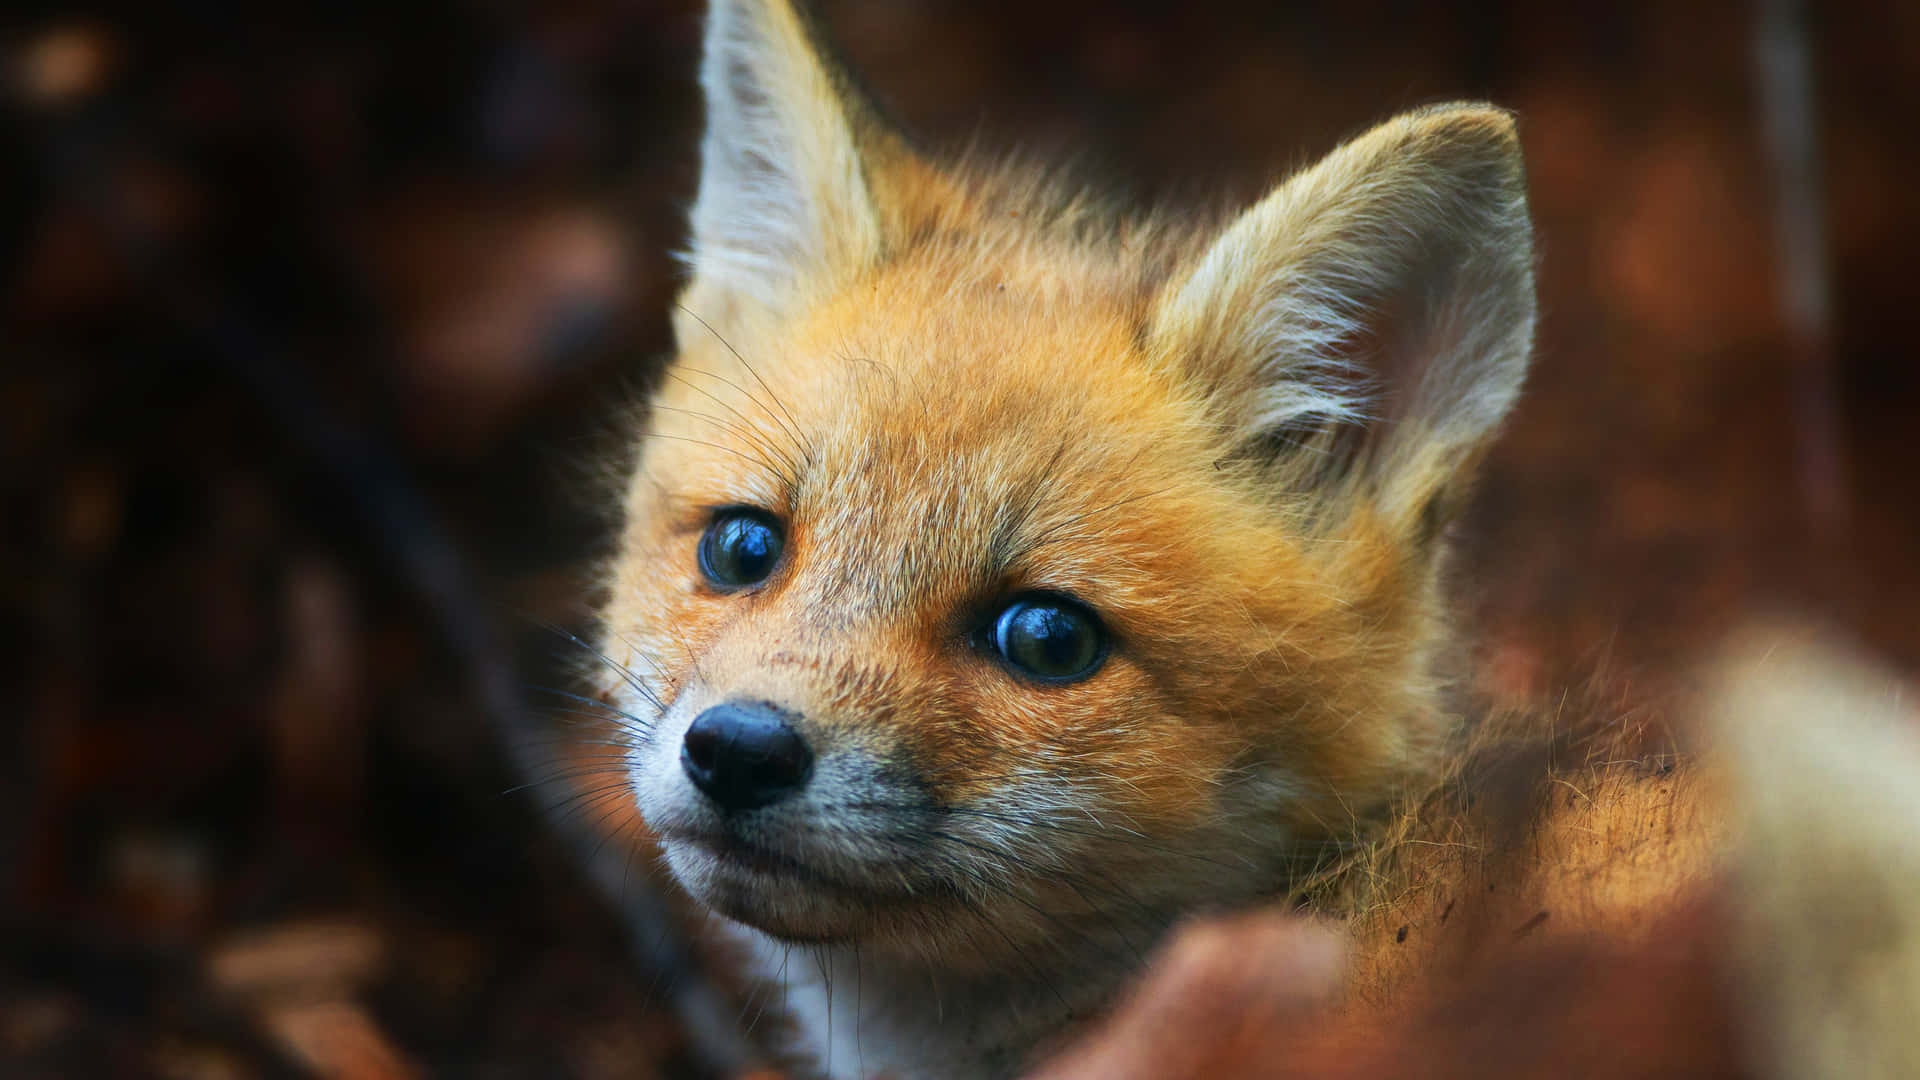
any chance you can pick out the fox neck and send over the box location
[724,915,1159,1080]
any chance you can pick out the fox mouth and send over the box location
[685,834,876,892]
[661,830,959,942]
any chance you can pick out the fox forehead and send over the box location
[641,243,1323,641]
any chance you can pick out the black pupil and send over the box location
[701,512,782,586]
[994,600,1101,680]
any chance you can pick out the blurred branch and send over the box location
[1753,0,1847,542]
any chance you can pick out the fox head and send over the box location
[601,0,1534,961]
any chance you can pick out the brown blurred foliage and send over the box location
[3,0,1916,1076]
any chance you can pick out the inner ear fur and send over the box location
[1149,104,1536,535]
[682,0,929,326]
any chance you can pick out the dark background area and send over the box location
[4,1,1917,1076]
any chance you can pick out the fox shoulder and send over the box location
[1032,629,1920,1080]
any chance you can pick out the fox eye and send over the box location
[698,508,785,589]
[989,596,1106,683]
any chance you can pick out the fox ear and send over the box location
[1149,104,1535,535]
[684,0,891,318]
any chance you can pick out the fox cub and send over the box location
[598,0,1534,1076]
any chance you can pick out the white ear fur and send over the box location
[1150,104,1535,524]
[686,0,883,315]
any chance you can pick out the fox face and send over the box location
[598,0,1533,1069]
[616,275,1417,951]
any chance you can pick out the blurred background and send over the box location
[3,0,1916,1076]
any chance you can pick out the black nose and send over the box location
[681,703,814,811]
